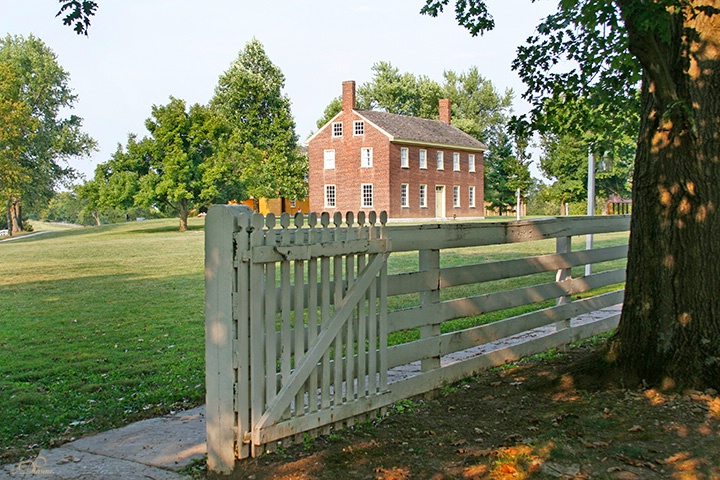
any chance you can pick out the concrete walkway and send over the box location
[0,407,206,480]
[0,306,621,479]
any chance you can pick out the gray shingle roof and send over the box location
[356,110,487,151]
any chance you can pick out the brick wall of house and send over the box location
[387,144,484,219]
[308,110,391,215]
[308,81,485,219]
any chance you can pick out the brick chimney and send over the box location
[439,98,451,124]
[342,80,356,112]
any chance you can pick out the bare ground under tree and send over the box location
[207,338,720,480]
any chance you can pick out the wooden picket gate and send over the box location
[206,205,631,475]
[205,205,393,471]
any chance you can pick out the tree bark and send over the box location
[9,200,23,235]
[609,2,720,390]
[178,198,189,232]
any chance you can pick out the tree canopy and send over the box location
[315,61,513,146]
[81,39,307,229]
[210,38,307,205]
[424,0,720,390]
[0,34,95,234]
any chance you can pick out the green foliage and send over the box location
[82,99,228,231]
[0,219,207,463]
[56,1,98,35]
[442,67,513,144]
[484,129,533,214]
[355,61,444,118]
[0,34,95,233]
[210,39,307,204]
[315,61,513,146]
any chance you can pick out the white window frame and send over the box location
[468,154,476,173]
[419,149,427,169]
[469,186,476,208]
[361,184,373,208]
[354,120,364,136]
[400,147,409,168]
[453,185,461,208]
[419,184,427,208]
[324,149,335,169]
[400,183,409,207]
[361,147,373,168]
[453,152,460,171]
[437,151,444,170]
[332,122,343,137]
[325,185,336,208]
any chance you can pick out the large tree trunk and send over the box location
[9,200,23,235]
[178,198,189,232]
[609,3,720,390]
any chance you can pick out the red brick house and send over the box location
[307,81,487,219]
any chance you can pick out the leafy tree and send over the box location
[538,133,589,214]
[56,1,98,35]
[315,62,513,145]
[485,129,532,215]
[39,190,88,225]
[355,61,444,118]
[424,0,720,390]
[442,67,513,144]
[211,39,307,209]
[0,34,95,235]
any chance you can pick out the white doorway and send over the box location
[435,185,446,218]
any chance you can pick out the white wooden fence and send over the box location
[205,205,630,474]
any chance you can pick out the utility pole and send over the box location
[586,148,596,276]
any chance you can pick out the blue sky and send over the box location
[2,1,556,181]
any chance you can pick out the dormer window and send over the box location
[354,120,364,136]
[332,122,343,137]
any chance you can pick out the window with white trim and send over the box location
[290,199,297,209]
[469,186,476,207]
[453,185,461,207]
[324,149,335,169]
[325,185,336,208]
[419,149,427,169]
[332,122,342,137]
[437,151,444,170]
[361,147,373,168]
[468,154,476,173]
[419,184,427,208]
[354,120,364,136]
[453,152,460,171]
[400,184,409,207]
[400,147,409,168]
[361,184,373,208]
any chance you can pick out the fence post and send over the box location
[419,248,441,372]
[205,204,252,475]
[555,235,572,335]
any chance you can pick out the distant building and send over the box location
[307,81,487,219]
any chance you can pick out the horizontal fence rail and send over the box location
[205,206,630,474]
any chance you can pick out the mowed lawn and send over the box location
[0,216,628,465]
[0,218,207,463]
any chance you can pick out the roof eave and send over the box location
[389,138,488,152]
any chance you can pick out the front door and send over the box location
[435,185,445,218]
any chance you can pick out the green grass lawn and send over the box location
[0,216,627,465]
[0,218,207,463]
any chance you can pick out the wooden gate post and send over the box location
[205,204,252,475]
